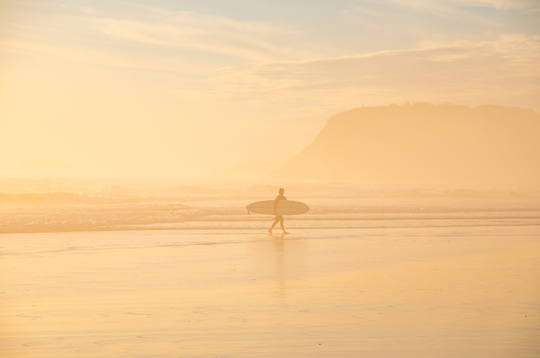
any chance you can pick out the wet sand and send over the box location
[1,226,539,357]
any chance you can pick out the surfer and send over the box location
[268,188,289,234]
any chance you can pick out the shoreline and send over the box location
[1,221,539,235]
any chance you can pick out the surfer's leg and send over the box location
[279,217,289,234]
[269,217,279,233]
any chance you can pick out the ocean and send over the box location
[1,177,539,233]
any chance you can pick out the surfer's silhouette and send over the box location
[269,188,289,234]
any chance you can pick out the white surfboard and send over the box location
[246,200,310,215]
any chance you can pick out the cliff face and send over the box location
[270,103,540,186]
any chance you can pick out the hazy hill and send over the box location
[269,103,540,187]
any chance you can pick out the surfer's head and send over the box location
[279,188,284,195]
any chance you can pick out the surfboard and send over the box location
[246,200,310,215]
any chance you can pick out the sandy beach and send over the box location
[1,225,538,357]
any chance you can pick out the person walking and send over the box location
[268,188,289,234]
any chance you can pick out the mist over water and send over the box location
[2,177,539,234]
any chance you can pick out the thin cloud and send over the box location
[0,3,310,69]
[93,6,308,62]
[0,37,202,75]
[181,35,540,110]
[457,0,540,9]
[385,0,540,10]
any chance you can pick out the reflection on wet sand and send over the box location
[248,232,305,297]
[273,234,286,295]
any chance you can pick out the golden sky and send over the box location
[1,0,539,177]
